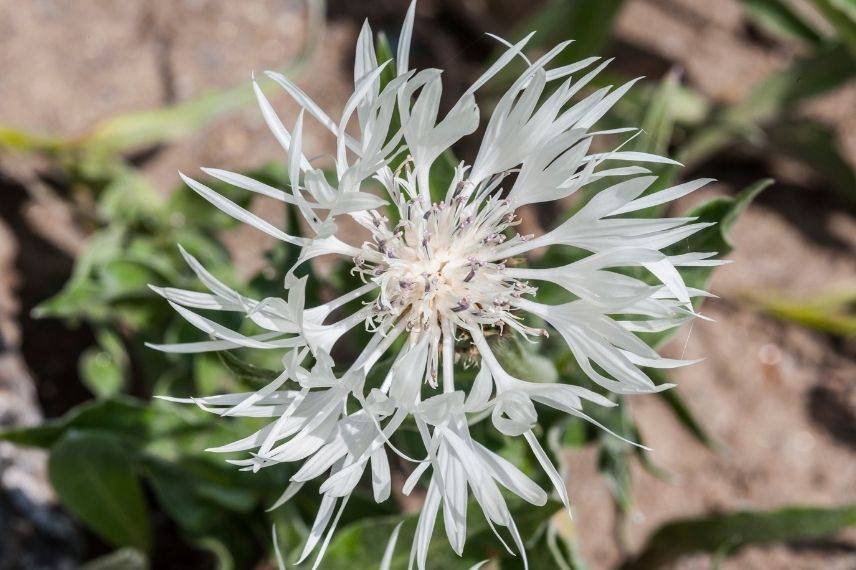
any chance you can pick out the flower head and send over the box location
[152,3,723,567]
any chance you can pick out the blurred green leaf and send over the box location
[630,70,682,212]
[650,370,718,450]
[49,430,151,552]
[745,286,856,336]
[739,0,825,45]
[32,277,109,321]
[636,72,678,154]
[218,351,282,387]
[813,0,856,57]
[493,335,559,383]
[79,345,122,398]
[768,120,856,207]
[560,416,590,449]
[79,548,148,570]
[614,80,711,128]
[142,457,257,533]
[0,126,66,153]
[80,329,129,398]
[0,397,192,449]
[84,88,254,154]
[376,31,398,93]
[167,169,258,232]
[679,44,856,168]
[142,455,264,569]
[622,504,856,570]
[598,431,634,513]
[99,260,159,299]
[521,0,625,61]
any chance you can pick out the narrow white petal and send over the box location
[179,172,305,245]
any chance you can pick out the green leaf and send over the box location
[650,370,718,449]
[217,351,282,387]
[622,504,856,570]
[0,125,66,154]
[634,71,680,160]
[592,403,637,516]
[375,31,398,91]
[79,548,148,570]
[768,120,856,207]
[679,44,856,168]
[632,178,771,350]
[492,335,558,383]
[98,260,158,299]
[739,0,825,45]
[745,286,856,337]
[560,417,590,449]
[166,169,258,232]
[49,431,151,552]
[519,0,626,61]
[629,70,682,213]
[141,457,266,569]
[0,397,191,449]
[84,88,255,153]
[813,0,856,57]
[32,278,109,321]
[142,457,255,534]
[80,331,126,399]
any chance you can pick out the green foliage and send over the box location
[0,397,187,448]
[79,549,149,570]
[493,335,559,384]
[622,504,856,570]
[746,286,856,337]
[519,0,626,61]
[679,43,856,171]
[49,431,152,552]
[812,0,856,58]
[650,371,718,450]
[80,329,130,398]
[768,119,856,206]
[739,0,825,45]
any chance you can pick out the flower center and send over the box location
[354,193,538,334]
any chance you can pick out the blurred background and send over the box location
[0,0,854,569]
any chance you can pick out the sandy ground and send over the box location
[0,0,853,569]
[568,192,856,569]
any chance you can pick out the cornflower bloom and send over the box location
[152,3,722,567]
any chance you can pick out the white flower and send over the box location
[152,2,725,567]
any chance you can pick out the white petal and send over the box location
[179,172,305,245]
[524,430,572,520]
[397,1,417,75]
[268,480,305,512]
[370,447,392,503]
[380,521,404,570]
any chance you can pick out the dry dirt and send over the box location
[0,1,853,569]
